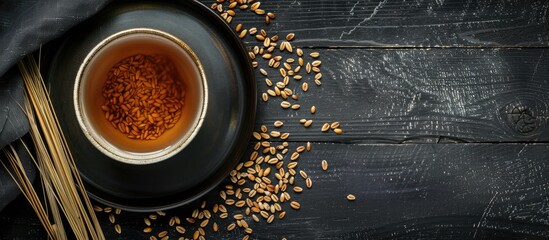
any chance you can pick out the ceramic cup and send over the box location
[74,28,208,165]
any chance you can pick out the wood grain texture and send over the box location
[2,1,549,239]
[1,143,548,239]
[198,0,549,47]
[251,48,549,143]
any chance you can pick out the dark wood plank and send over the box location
[251,48,549,143]
[198,0,549,47]
[2,143,549,239]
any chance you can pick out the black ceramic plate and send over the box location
[44,0,256,211]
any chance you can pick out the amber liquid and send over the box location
[81,33,204,154]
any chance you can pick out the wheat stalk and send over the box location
[0,55,105,240]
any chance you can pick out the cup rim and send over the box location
[73,28,208,165]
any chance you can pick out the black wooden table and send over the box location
[1,0,549,239]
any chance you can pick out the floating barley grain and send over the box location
[241,219,250,228]
[270,131,281,137]
[255,8,266,15]
[298,57,304,67]
[219,204,227,213]
[288,162,298,169]
[291,152,300,161]
[291,104,300,110]
[274,121,284,128]
[262,93,268,102]
[280,101,291,109]
[347,194,356,201]
[296,48,303,57]
[250,1,260,10]
[274,87,281,97]
[158,230,168,238]
[334,128,343,134]
[176,225,186,234]
[299,170,308,179]
[283,88,293,95]
[286,42,293,53]
[279,68,287,77]
[315,73,323,80]
[302,82,309,92]
[228,1,237,8]
[225,199,235,205]
[322,160,328,171]
[290,201,301,210]
[279,41,287,51]
[304,119,313,127]
[93,205,103,212]
[286,33,295,41]
[114,224,121,234]
[331,122,340,129]
[321,123,330,132]
[227,222,236,231]
[283,62,291,70]
[310,52,320,58]
[306,178,313,188]
[200,219,209,228]
[315,79,322,86]
[235,200,246,208]
[267,214,275,224]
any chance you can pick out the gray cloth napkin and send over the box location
[0,0,110,212]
